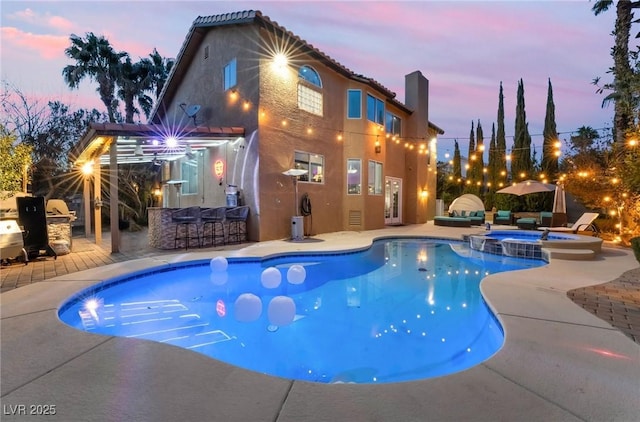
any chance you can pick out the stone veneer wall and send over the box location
[148,208,177,249]
[148,207,247,249]
[46,216,73,255]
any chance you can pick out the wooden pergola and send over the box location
[71,122,245,253]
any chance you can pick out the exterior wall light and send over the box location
[81,162,94,176]
[273,53,288,69]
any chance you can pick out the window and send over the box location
[299,65,322,87]
[204,45,209,60]
[298,85,323,116]
[347,90,362,119]
[366,94,384,124]
[347,159,362,195]
[368,160,383,195]
[298,65,323,116]
[223,58,237,91]
[181,158,198,195]
[385,112,401,135]
[295,151,324,183]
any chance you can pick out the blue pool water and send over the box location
[58,238,545,384]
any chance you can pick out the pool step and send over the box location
[542,247,596,261]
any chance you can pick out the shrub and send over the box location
[631,237,640,264]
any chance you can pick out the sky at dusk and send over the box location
[1,0,619,160]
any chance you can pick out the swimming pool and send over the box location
[58,238,545,384]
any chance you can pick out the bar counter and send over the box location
[148,207,247,249]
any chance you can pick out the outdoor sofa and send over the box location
[468,210,485,225]
[434,209,485,227]
[434,216,472,227]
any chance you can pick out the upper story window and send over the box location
[223,58,237,91]
[298,65,323,116]
[347,90,362,119]
[385,112,401,135]
[295,151,324,183]
[299,65,322,87]
[366,94,384,125]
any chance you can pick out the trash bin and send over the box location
[291,216,304,241]
[225,185,239,207]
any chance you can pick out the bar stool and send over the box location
[200,207,226,247]
[172,206,201,249]
[225,206,249,244]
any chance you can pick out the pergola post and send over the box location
[94,164,102,245]
[109,139,120,253]
[83,176,91,237]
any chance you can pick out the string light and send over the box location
[217,90,445,157]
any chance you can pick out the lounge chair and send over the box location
[537,212,600,235]
[493,210,512,225]
[540,211,553,227]
[516,217,537,230]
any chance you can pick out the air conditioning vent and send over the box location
[348,210,362,226]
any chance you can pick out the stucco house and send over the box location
[73,10,444,249]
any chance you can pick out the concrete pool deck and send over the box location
[1,223,639,421]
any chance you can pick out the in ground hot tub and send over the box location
[468,230,580,260]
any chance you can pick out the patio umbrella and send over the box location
[496,180,555,196]
[552,182,566,213]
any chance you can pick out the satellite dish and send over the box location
[185,104,201,118]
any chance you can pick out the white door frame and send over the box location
[385,176,402,225]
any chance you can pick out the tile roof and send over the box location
[192,10,399,100]
[152,9,412,120]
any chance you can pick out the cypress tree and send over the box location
[542,78,559,179]
[467,120,475,180]
[496,82,507,183]
[476,120,485,193]
[465,121,478,194]
[488,123,498,189]
[513,79,532,179]
[453,139,462,180]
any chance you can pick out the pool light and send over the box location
[83,298,102,320]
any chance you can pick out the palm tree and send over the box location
[147,48,175,100]
[118,57,154,123]
[592,0,639,143]
[62,33,125,123]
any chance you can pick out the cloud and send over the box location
[47,15,74,33]
[1,26,69,60]
[7,7,74,33]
